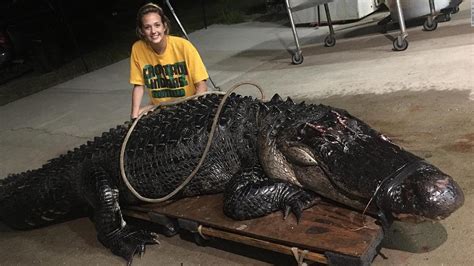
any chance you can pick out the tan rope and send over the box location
[120,82,265,203]
[197,225,209,240]
[291,247,309,266]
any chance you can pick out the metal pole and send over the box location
[317,5,321,27]
[164,0,189,39]
[428,0,436,25]
[164,0,220,90]
[395,0,407,42]
[284,0,302,56]
[324,3,334,37]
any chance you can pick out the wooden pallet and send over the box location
[123,194,383,265]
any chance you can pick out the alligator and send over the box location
[0,93,464,263]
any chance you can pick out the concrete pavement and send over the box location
[1,1,473,265]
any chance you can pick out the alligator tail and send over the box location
[0,167,88,230]
[0,123,129,230]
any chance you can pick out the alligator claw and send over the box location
[283,205,292,220]
[282,190,320,223]
[137,243,145,257]
[99,225,159,264]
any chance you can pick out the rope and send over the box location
[350,159,422,231]
[120,82,265,203]
[197,225,209,240]
[291,247,309,266]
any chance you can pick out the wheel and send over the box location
[324,35,336,47]
[291,53,304,65]
[393,37,408,51]
[193,233,210,246]
[423,19,438,31]
[161,222,179,237]
[443,12,451,22]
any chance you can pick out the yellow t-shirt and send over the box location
[130,36,209,104]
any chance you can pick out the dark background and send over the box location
[0,0,267,104]
[2,0,139,71]
[1,0,207,73]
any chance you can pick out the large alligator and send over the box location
[0,93,464,263]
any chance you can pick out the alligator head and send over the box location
[375,160,464,222]
[258,95,464,223]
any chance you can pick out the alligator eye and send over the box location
[324,135,337,142]
[296,123,305,134]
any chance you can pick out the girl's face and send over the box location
[141,13,167,46]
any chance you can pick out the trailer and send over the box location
[123,194,384,265]
[282,0,411,64]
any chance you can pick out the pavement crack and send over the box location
[5,127,91,140]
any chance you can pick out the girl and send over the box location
[130,3,208,119]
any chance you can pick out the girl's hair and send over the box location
[136,3,171,40]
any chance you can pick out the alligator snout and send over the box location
[417,175,464,220]
[385,162,464,222]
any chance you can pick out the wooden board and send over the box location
[123,194,383,265]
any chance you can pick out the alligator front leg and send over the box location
[82,163,159,264]
[223,164,320,222]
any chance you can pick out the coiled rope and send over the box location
[120,82,265,203]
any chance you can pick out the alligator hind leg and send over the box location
[82,162,159,264]
[223,164,320,222]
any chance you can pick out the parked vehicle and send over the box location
[0,25,13,68]
[0,0,66,77]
